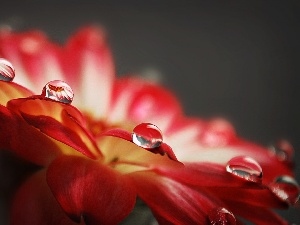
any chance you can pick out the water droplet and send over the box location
[226,156,263,183]
[41,80,74,104]
[132,123,163,149]
[208,207,236,225]
[268,139,294,162]
[0,58,15,81]
[269,175,300,205]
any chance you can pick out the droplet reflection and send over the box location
[132,123,163,149]
[0,58,15,81]
[268,139,294,162]
[41,80,74,104]
[269,175,300,205]
[208,207,236,225]
[226,156,263,183]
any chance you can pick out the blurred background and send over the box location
[0,0,299,223]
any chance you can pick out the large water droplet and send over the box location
[132,123,163,149]
[41,80,74,104]
[268,139,294,162]
[208,207,236,225]
[226,156,263,183]
[0,58,15,81]
[269,175,300,205]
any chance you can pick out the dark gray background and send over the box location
[1,0,299,223]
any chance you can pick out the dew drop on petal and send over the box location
[132,123,163,149]
[226,156,263,183]
[41,80,74,104]
[0,58,15,82]
[269,175,300,205]
[268,139,294,162]
[208,207,236,225]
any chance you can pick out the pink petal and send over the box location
[62,26,115,118]
[7,97,102,159]
[10,170,82,225]
[0,29,63,93]
[128,171,225,225]
[164,116,292,185]
[109,77,182,131]
[47,155,136,225]
[168,123,293,184]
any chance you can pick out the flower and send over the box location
[0,26,299,225]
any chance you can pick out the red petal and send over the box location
[109,77,182,131]
[21,113,98,159]
[0,105,14,149]
[10,171,82,225]
[7,97,101,159]
[0,81,33,105]
[0,29,63,93]
[128,171,224,225]
[62,26,115,118]
[47,155,136,225]
[210,186,288,209]
[146,161,287,208]
[0,105,62,165]
[228,201,288,225]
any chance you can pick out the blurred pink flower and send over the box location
[0,27,298,225]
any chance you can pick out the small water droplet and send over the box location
[0,58,15,81]
[132,123,163,149]
[268,139,294,162]
[269,175,300,205]
[41,80,74,104]
[208,207,236,225]
[226,156,263,183]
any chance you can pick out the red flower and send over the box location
[0,27,298,225]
